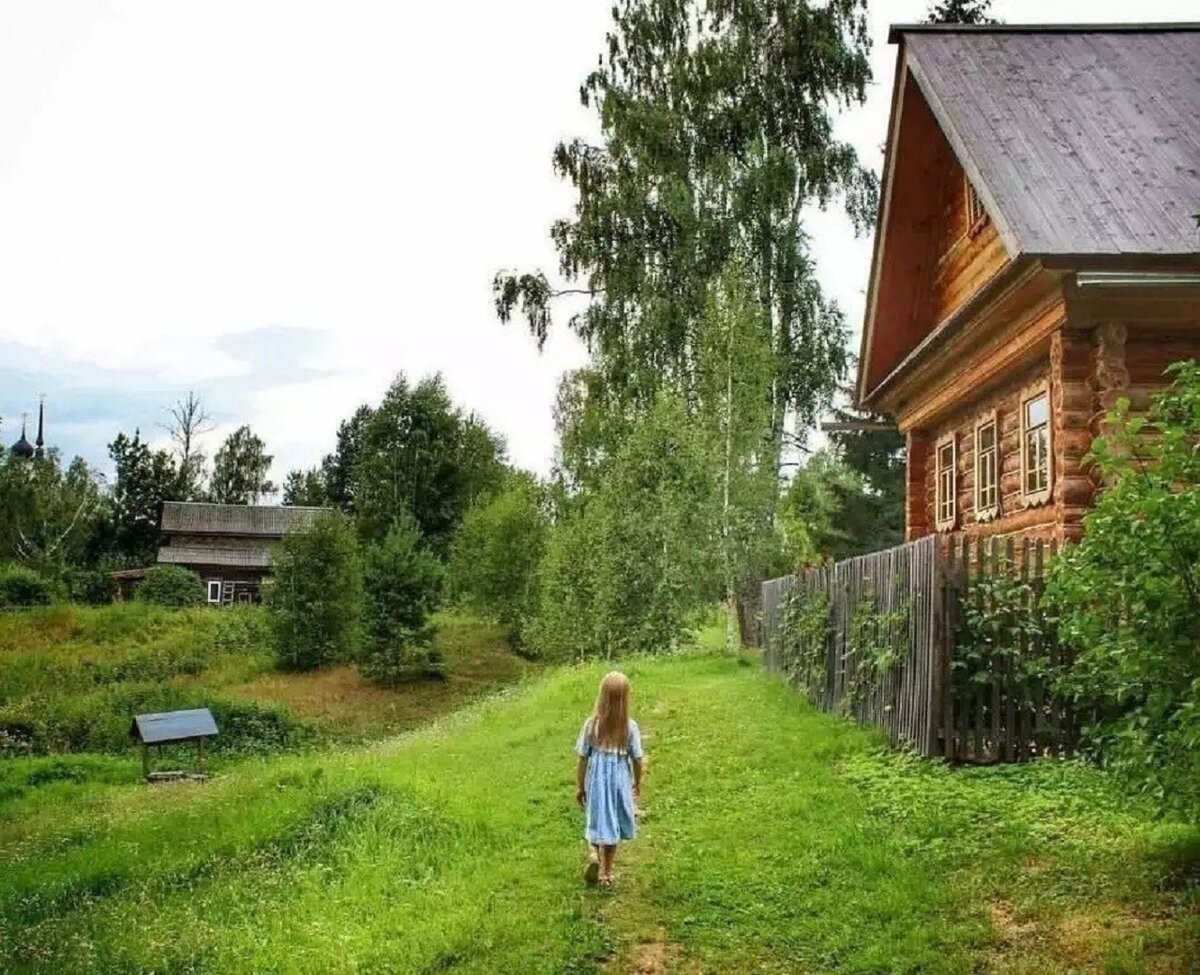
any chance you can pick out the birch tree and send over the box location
[697,264,776,650]
[495,0,876,474]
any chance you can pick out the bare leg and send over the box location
[599,844,616,885]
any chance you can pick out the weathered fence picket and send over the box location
[762,534,1076,763]
[762,536,942,754]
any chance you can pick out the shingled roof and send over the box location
[159,502,326,537]
[895,24,1200,257]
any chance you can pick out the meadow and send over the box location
[0,603,531,762]
[1,628,1196,974]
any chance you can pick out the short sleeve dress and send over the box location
[575,718,644,846]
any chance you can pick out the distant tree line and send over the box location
[0,392,285,601]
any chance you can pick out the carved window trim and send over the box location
[964,175,987,238]
[935,433,957,532]
[974,411,1000,522]
[1020,381,1053,507]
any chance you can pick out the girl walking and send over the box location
[574,671,645,888]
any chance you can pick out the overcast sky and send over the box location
[1,0,1195,488]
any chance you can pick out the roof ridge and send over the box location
[163,500,328,511]
[890,23,1200,43]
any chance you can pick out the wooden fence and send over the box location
[762,534,1075,763]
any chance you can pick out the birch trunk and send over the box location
[723,303,737,653]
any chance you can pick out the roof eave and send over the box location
[860,257,1039,411]
[858,37,1026,408]
[855,44,911,408]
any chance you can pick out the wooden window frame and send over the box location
[935,433,957,532]
[206,580,222,604]
[964,175,987,237]
[974,411,1000,522]
[1020,382,1053,507]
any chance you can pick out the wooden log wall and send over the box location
[919,359,1057,542]
[1052,331,1096,542]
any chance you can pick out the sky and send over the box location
[1,0,1196,489]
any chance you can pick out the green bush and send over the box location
[1045,361,1200,815]
[359,515,444,684]
[448,473,547,647]
[135,566,205,607]
[267,511,362,671]
[0,564,55,608]
[66,568,117,606]
[0,603,292,758]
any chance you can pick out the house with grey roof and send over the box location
[156,501,327,605]
[858,22,1200,546]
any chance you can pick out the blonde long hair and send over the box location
[587,671,631,750]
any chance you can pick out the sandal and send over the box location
[583,857,600,887]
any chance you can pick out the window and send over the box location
[974,414,999,520]
[936,435,957,530]
[1021,389,1051,502]
[207,580,222,604]
[965,176,986,233]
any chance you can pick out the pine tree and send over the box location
[925,0,998,25]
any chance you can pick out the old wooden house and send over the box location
[157,501,326,605]
[858,23,1200,545]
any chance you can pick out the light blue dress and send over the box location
[575,718,643,846]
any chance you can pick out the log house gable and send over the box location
[857,49,1012,406]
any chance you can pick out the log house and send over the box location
[858,23,1200,545]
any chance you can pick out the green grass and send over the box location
[1,652,1195,973]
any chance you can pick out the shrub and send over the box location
[66,568,117,606]
[1045,361,1200,815]
[135,566,204,607]
[448,473,547,646]
[0,564,55,608]
[359,514,444,684]
[267,511,362,671]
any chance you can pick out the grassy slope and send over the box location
[2,653,1195,974]
[0,604,531,756]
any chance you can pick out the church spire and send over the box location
[34,395,44,459]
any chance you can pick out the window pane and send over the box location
[1025,393,1047,428]
[979,423,995,450]
[939,443,953,468]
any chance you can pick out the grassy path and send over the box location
[1,654,1196,973]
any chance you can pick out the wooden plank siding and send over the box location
[862,71,1012,397]
[925,155,1008,330]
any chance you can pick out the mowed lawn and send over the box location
[1,653,1196,974]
